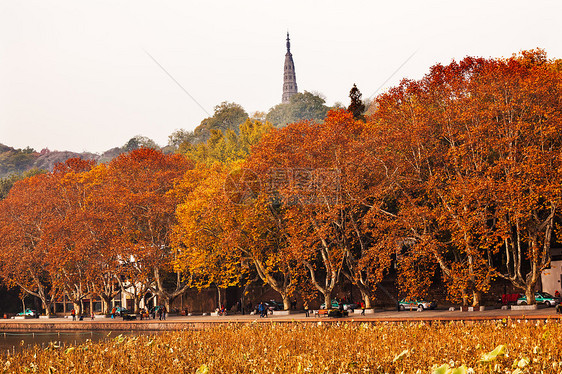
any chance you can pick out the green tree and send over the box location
[123,135,159,153]
[0,168,46,200]
[266,91,330,127]
[191,102,249,144]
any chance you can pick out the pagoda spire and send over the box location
[282,32,298,103]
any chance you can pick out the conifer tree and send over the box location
[347,84,365,121]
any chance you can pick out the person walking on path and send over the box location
[304,300,309,317]
[71,309,76,321]
[162,306,167,320]
[258,302,266,318]
[361,301,365,316]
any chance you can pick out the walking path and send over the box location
[1,307,561,331]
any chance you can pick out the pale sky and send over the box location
[1,0,561,153]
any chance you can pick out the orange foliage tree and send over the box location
[41,159,100,315]
[101,148,192,312]
[0,174,59,315]
[247,110,395,308]
[172,163,298,310]
[370,50,562,305]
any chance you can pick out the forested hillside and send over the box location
[0,144,97,178]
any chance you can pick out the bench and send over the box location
[314,309,329,317]
[122,313,137,321]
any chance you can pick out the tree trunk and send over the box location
[216,285,222,309]
[323,293,332,310]
[472,290,481,307]
[360,290,371,309]
[73,302,82,316]
[251,256,293,310]
[152,268,189,313]
[525,287,536,305]
[461,291,469,306]
[282,294,291,310]
[100,294,112,314]
[18,281,53,316]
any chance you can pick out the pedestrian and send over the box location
[258,302,265,318]
[71,308,76,321]
[361,301,365,316]
[162,306,167,320]
[157,306,162,320]
[91,312,95,320]
[304,300,309,317]
[111,307,116,319]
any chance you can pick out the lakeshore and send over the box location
[1,306,561,331]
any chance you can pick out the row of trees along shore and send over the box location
[1,50,561,313]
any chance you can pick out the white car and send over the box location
[399,299,437,311]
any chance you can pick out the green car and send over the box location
[320,300,358,310]
[16,308,39,317]
[320,300,340,309]
[517,292,558,307]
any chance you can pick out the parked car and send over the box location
[253,300,283,314]
[16,308,39,318]
[264,300,283,311]
[114,306,131,316]
[320,300,358,310]
[517,292,558,306]
[398,299,437,311]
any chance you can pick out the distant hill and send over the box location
[0,144,124,178]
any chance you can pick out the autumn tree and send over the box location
[370,50,562,306]
[371,58,503,306]
[173,164,298,310]
[35,159,97,315]
[180,119,273,166]
[476,51,562,304]
[247,110,395,308]
[102,148,192,312]
[0,174,58,315]
[172,166,246,308]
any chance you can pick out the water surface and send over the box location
[0,330,158,355]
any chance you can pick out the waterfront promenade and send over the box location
[1,307,561,331]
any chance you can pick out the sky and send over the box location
[1,0,561,154]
